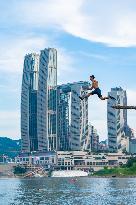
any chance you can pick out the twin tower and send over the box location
[21,48,89,153]
[21,48,57,152]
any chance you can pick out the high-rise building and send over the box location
[107,87,126,152]
[39,48,57,151]
[21,48,57,152]
[57,81,89,151]
[123,90,133,138]
[89,125,99,152]
[57,85,70,151]
[21,53,40,152]
[129,138,136,154]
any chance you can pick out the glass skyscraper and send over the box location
[21,53,39,152]
[21,48,57,152]
[107,87,126,152]
[39,48,57,151]
[57,81,89,151]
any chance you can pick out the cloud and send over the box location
[0,35,49,73]
[57,48,77,84]
[4,0,136,47]
[0,32,77,89]
[79,51,109,62]
[0,32,76,77]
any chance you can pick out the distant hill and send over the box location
[0,137,21,159]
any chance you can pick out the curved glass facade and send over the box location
[38,48,57,151]
[21,53,39,152]
[21,48,57,152]
[107,87,126,152]
[57,82,89,151]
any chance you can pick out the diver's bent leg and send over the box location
[83,92,93,99]
[100,96,116,101]
[87,93,93,98]
[100,96,109,100]
[79,92,93,100]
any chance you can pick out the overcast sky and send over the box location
[1,0,136,140]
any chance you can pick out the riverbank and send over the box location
[93,165,136,177]
[1,173,136,179]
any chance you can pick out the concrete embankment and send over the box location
[0,163,16,177]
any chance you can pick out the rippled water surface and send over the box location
[1,177,136,205]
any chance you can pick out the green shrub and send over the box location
[14,166,27,175]
[126,157,136,168]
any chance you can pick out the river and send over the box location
[1,177,136,205]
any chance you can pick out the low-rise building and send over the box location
[15,151,132,172]
[56,151,132,172]
[129,138,136,154]
[15,151,57,170]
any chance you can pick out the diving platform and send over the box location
[112,105,136,110]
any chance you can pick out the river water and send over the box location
[1,177,136,205]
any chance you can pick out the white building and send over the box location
[15,151,132,172]
[57,81,89,151]
[107,87,126,152]
[15,151,57,170]
[21,48,57,152]
[56,151,131,171]
[38,48,57,151]
[129,138,136,154]
[89,124,99,152]
[21,53,40,152]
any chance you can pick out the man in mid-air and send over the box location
[79,75,116,101]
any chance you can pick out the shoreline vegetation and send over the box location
[93,157,136,177]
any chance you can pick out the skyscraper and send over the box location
[107,87,126,152]
[39,48,57,151]
[21,48,57,152]
[57,81,89,151]
[57,85,70,151]
[21,53,39,152]
[123,91,134,138]
[89,124,99,152]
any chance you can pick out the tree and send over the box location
[126,157,136,168]
[14,166,27,175]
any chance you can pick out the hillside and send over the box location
[0,137,21,159]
